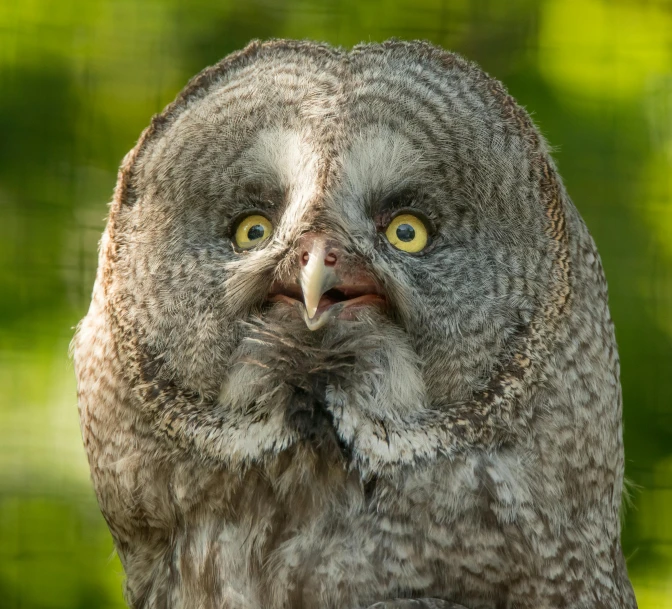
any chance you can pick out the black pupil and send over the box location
[396,224,415,242]
[247,224,265,240]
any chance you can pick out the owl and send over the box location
[73,39,637,609]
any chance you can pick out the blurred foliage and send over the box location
[1,0,671,607]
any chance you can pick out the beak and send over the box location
[266,232,385,331]
[299,237,339,321]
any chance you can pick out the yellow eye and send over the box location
[385,213,429,253]
[234,214,273,250]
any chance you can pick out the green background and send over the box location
[1,0,671,607]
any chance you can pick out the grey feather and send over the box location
[73,39,637,609]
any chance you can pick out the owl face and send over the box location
[109,41,557,466]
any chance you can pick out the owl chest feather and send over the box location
[108,444,558,609]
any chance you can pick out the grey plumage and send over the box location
[73,39,637,609]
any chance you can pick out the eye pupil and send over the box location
[247,224,265,240]
[396,224,415,242]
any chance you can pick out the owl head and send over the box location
[94,39,605,475]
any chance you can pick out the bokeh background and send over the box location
[1,0,671,607]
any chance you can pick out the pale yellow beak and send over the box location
[299,238,339,328]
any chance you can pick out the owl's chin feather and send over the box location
[216,309,426,465]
